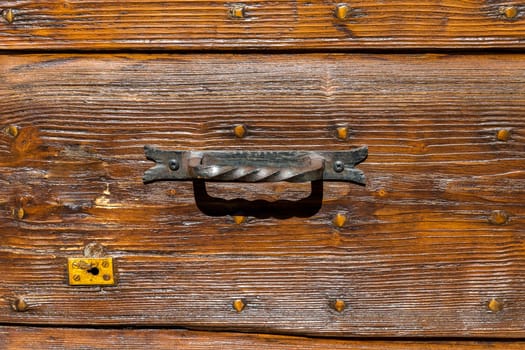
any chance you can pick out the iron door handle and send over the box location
[143,145,368,184]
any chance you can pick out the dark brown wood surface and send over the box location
[2,327,525,350]
[0,54,524,337]
[1,1,525,50]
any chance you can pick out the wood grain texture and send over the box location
[0,54,524,337]
[1,1,525,50]
[2,327,525,350]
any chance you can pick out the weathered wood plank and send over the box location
[0,54,524,337]
[1,1,525,50]
[2,327,525,350]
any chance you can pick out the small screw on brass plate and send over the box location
[2,9,15,24]
[233,298,246,312]
[229,5,246,19]
[334,4,350,20]
[68,257,115,286]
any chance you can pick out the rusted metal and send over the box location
[143,146,367,184]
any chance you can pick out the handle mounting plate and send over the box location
[143,146,367,184]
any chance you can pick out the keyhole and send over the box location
[87,267,99,276]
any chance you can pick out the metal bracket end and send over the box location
[143,145,176,184]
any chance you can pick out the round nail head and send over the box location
[333,213,346,228]
[233,299,245,312]
[84,242,105,258]
[336,126,348,140]
[169,159,180,171]
[2,9,14,24]
[333,161,345,172]
[335,4,350,20]
[6,125,19,137]
[234,124,247,138]
[334,299,346,312]
[489,210,509,225]
[497,129,511,142]
[233,215,245,225]
[229,5,246,19]
[12,297,29,312]
[488,298,503,312]
[501,6,518,19]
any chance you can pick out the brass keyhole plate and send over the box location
[67,257,115,286]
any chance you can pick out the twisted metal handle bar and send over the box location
[187,154,324,182]
[143,145,367,184]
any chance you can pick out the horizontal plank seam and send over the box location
[2,48,525,55]
[1,324,525,342]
